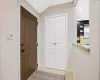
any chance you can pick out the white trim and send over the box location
[65,14,68,71]
[45,13,68,19]
[67,69,76,80]
[44,14,68,71]
[44,17,47,68]
[18,5,21,80]
[97,1,100,79]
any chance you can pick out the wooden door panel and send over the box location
[20,7,38,80]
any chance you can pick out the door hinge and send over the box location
[37,43,38,46]
[37,64,38,67]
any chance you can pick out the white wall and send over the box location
[76,0,89,20]
[89,0,100,80]
[38,2,77,68]
[68,0,100,80]
[68,45,92,80]
[0,0,39,80]
[0,0,20,80]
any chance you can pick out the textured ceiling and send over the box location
[26,0,73,13]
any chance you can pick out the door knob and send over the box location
[21,49,25,52]
[21,58,23,60]
[21,44,24,46]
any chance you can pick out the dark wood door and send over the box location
[20,7,38,80]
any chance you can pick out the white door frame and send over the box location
[44,14,68,71]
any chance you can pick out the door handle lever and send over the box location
[53,43,57,44]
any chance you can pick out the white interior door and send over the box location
[45,18,55,69]
[45,14,67,70]
[55,16,66,70]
